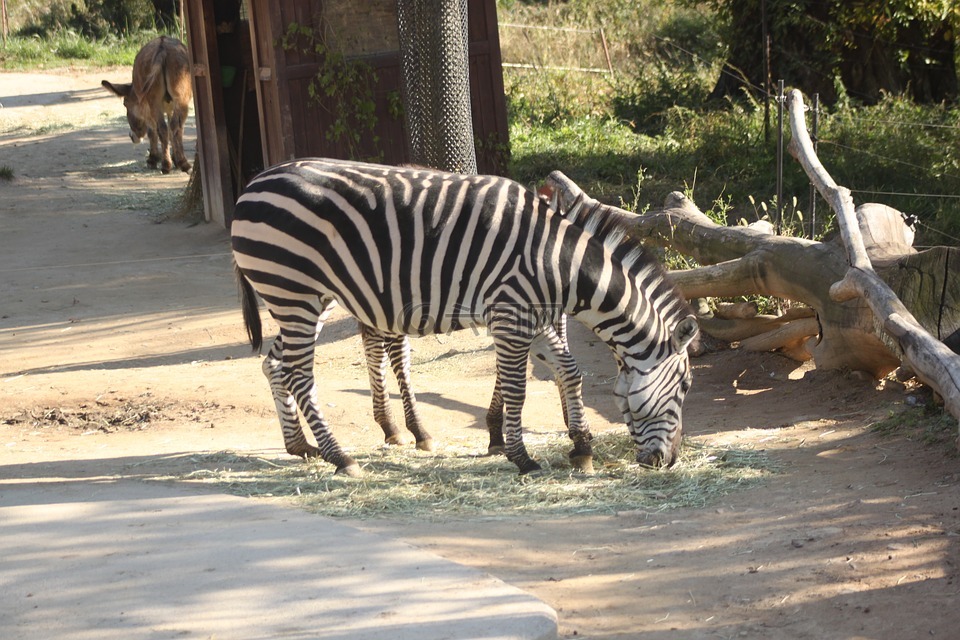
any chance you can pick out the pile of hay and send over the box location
[173,431,778,519]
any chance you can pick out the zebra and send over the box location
[353,178,646,460]
[360,186,574,459]
[232,158,699,476]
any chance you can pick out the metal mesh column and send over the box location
[396,0,478,175]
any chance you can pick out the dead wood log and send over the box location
[785,88,960,427]
[714,301,759,319]
[548,182,959,387]
[699,307,816,344]
[545,171,901,376]
[739,317,819,360]
[542,97,960,438]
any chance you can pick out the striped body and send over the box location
[232,158,698,475]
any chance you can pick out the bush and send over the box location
[13,0,162,39]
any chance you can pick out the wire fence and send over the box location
[502,20,960,246]
[770,83,960,244]
[650,29,960,244]
[499,22,613,75]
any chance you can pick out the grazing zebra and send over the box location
[232,158,698,476]
[362,186,574,458]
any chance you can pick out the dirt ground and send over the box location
[2,70,959,639]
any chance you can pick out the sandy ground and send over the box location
[1,70,959,639]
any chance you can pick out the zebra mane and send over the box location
[547,179,693,323]
[553,187,656,275]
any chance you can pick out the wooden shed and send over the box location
[183,0,510,227]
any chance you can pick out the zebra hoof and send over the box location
[415,438,434,452]
[486,445,506,457]
[384,434,412,446]
[570,454,594,474]
[287,444,322,459]
[517,460,542,476]
[335,462,362,478]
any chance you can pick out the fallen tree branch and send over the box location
[786,88,960,429]
[546,171,900,376]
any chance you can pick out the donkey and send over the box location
[102,36,193,174]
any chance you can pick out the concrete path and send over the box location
[0,480,557,640]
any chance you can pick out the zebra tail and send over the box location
[234,262,263,353]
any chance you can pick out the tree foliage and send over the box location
[700,0,958,104]
[14,0,179,39]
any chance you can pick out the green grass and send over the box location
[0,32,161,70]
[870,403,957,449]
[0,166,13,181]
[499,0,960,245]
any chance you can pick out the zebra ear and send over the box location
[672,315,700,352]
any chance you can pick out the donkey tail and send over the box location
[235,261,263,353]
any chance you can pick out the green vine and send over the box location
[280,22,393,161]
[474,131,511,175]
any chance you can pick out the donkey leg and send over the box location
[169,105,191,173]
[385,334,433,451]
[146,126,161,169]
[155,113,173,173]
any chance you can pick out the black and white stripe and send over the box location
[232,158,698,475]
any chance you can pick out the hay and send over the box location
[2,401,171,433]
[169,431,778,519]
[164,153,205,223]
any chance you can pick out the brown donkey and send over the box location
[102,36,193,174]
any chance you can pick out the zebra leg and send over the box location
[384,334,434,451]
[530,328,594,474]
[491,332,540,475]
[359,323,408,446]
[262,334,320,458]
[485,316,569,457]
[277,300,360,476]
[485,372,506,455]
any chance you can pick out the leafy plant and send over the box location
[11,0,162,39]
[871,403,957,449]
[280,22,383,161]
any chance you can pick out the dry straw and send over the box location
[173,431,777,519]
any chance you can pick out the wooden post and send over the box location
[1,0,9,48]
[599,28,613,74]
[775,79,784,234]
[183,0,235,226]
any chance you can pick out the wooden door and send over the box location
[184,0,236,226]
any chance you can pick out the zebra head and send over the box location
[613,315,699,468]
